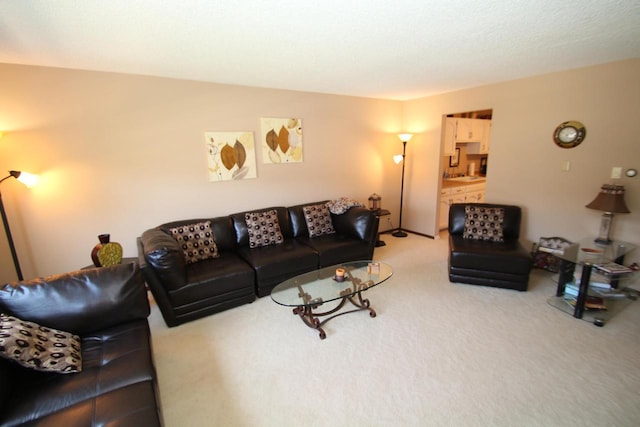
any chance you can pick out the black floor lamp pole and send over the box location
[0,190,23,280]
[392,140,408,238]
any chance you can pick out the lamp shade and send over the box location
[398,133,413,143]
[585,184,630,213]
[11,171,39,188]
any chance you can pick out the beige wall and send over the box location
[1,58,639,282]
[404,59,640,255]
[0,64,403,281]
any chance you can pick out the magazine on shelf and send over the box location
[594,262,633,275]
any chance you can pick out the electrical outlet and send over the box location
[611,167,622,179]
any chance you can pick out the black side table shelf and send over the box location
[547,237,638,326]
[372,209,391,247]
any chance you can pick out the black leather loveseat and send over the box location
[448,203,533,291]
[138,200,378,327]
[0,263,163,427]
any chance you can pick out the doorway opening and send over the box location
[437,109,493,233]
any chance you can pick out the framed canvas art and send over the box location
[204,131,257,181]
[260,117,303,164]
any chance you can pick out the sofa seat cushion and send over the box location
[297,235,372,267]
[237,239,318,297]
[168,253,255,307]
[449,235,532,275]
[0,319,160,427]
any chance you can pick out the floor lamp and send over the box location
[392,133,412,237]
[0,170,39,281]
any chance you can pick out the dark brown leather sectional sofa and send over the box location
[0,263,163,427]
[138,201,379,327]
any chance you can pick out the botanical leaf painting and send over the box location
[260,118,303,164]
[204,132,257,181]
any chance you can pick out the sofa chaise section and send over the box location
[0,263,163,427]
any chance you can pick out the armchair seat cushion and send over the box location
[449,236,532,275]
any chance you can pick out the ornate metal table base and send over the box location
[292,289,376,340]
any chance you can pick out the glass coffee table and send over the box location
[270,260,393,339]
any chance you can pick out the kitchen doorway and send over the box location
[437,109,492,232]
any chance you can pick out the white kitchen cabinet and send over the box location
[439,183,487,229]
[441,117,456,156]
[467,120,491,154]
[455,118,484,143]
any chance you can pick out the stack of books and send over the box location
[563,282,607,310]
[594,262,633,275]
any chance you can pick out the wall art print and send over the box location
[204,131,257,181]
[260,117,303,164]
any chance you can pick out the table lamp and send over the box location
[585,184,630,244]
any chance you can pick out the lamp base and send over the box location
[392,229,408,238]
[595,212,614,245]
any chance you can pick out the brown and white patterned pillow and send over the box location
[169,221,219,264]
[303,204,336,238]
[0,313,82,374]
[245,210,284,248]
[462,206,505,242]
[326,197,364,214]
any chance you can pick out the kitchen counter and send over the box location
[442,176,486,188]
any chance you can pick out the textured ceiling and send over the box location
[1,0,639,100]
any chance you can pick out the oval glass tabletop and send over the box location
[270,260,393,307]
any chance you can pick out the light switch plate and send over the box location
[611,167,622,179]
[562,160,570,172]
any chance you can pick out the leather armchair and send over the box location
[448,203,533,291]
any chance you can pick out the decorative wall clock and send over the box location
[553,121,586,148]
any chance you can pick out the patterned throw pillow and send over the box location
[303,204,336,238]
[326,197,364,214]
[462,206,505,242]
[245,209,284,248]
[169,221,219,264]
[0,313,82,374]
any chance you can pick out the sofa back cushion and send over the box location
[449,203,521,240]
[332,206,375,241]
[230,207,292,247]
[0,263,149,336]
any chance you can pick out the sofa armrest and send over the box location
[0,263,149,335]
[332,206,378,242]
[140,228,187,291]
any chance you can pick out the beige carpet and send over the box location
[147,233,640,427]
